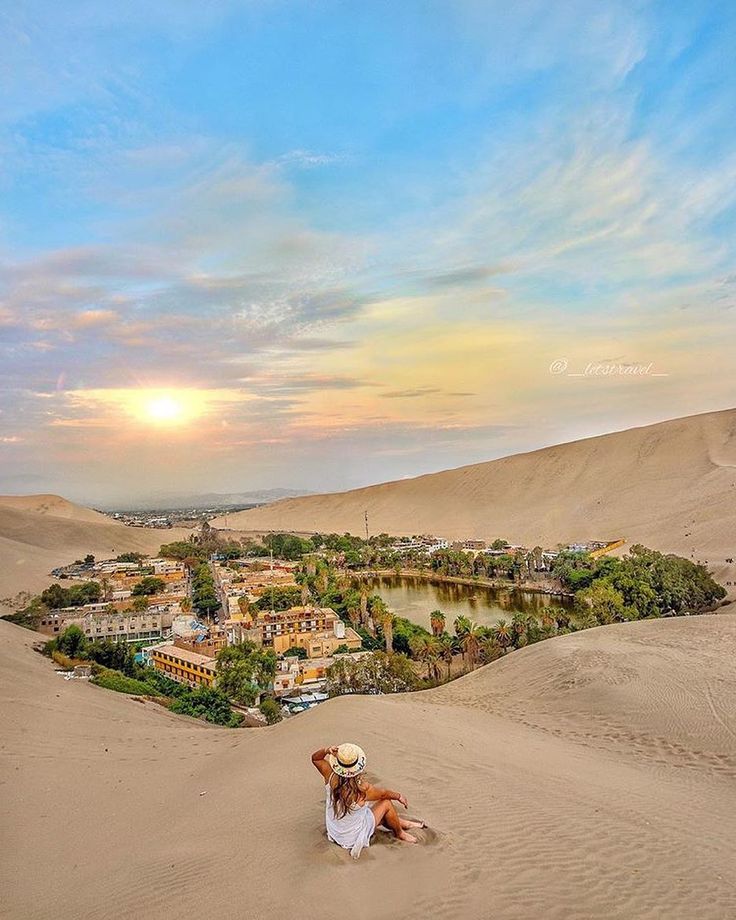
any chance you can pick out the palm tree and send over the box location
[479,635,503,664]
[359,590,369,626]
[425,636,443,681]
[430,609,446,637]
[439,634,455,679]
[461,623,482,669]
[409,635,443,681]
[347,606,360,630]
[540,608,557,633]
[511,612,528,648]
[493,618,512,651]
[453,615,472,664]
[371,597,394,653]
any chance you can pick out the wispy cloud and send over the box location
[1,1,736,501]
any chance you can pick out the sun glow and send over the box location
[128,390,206,427]
[146,394,184,423]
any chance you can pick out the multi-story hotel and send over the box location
[227,606,362,659]
[150,644,217,689]
[38,610,164,643]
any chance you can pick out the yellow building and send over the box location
[151,644,217,689]
[258,606,362,658]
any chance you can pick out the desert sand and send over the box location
[215,408,736,592]
[0,495,192,612]
[2,614,735,920]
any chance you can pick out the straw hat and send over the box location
[328,742,367,778]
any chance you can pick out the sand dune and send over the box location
[2,615,735,920]
[215,408,736,591]
[0,495,191,611]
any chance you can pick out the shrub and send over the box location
[56,624,89,658]
[326,651,418,696]
[91,668,154,695]
[253,585,302,612]
[170,687,242,726]
[131,576,166,596]
[39,580,102,609]
[51,650,86,670]
[259,698,283,724]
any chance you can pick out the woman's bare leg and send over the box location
[371,800,417,843]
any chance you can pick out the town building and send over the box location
[38,609,164,642]
[173,628,227,659]
[150,644,217,688]
[256,606,362,658]
[390,535,449,554]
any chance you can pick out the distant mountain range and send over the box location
[100,488,312,511]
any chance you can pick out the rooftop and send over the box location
[152,644,217,669]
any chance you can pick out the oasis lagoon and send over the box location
[363,574,574,631]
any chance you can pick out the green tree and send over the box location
[40,583,69,609]
[370,597,394,652]
[116,552,145,564]
[438,634,455,679]
[575,582,630,625]
[253,585,302,612]
[326,651,418,696]
[169,687,241,726]
[259,698,283,724]
[216,642,277,705]
[56,624,88,659]
[131,576,166,596]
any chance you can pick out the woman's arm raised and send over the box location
[311,745,338,781]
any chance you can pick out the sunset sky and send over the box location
[2,1,736,505]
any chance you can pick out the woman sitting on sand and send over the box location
[311,742,423,859]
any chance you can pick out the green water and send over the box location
[363,574,573,631]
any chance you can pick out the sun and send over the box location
[117,387,211,427]
[146,394,184,424]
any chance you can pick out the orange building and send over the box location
[151,644,217,689]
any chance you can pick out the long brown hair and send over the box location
[330,774,365,819]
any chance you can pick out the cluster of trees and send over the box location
[115,552,146,564]
[326,651,418,695]
[45,625,243,726]
[253,585,303,612]
[262,533,315,560]
[429,546,543,582]
[169,687,242,727]
[159,539,209,562]
[554,545,726,622]
[130,576,166,596]
[215,641,278,706]
[160,535,266,564]
[46,624,139,674]
[40,581,101,609]
[192,564,219,618]
[258,698,282,724]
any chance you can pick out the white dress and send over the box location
[325,783,375,859]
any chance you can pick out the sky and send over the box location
[1,0,736,506]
